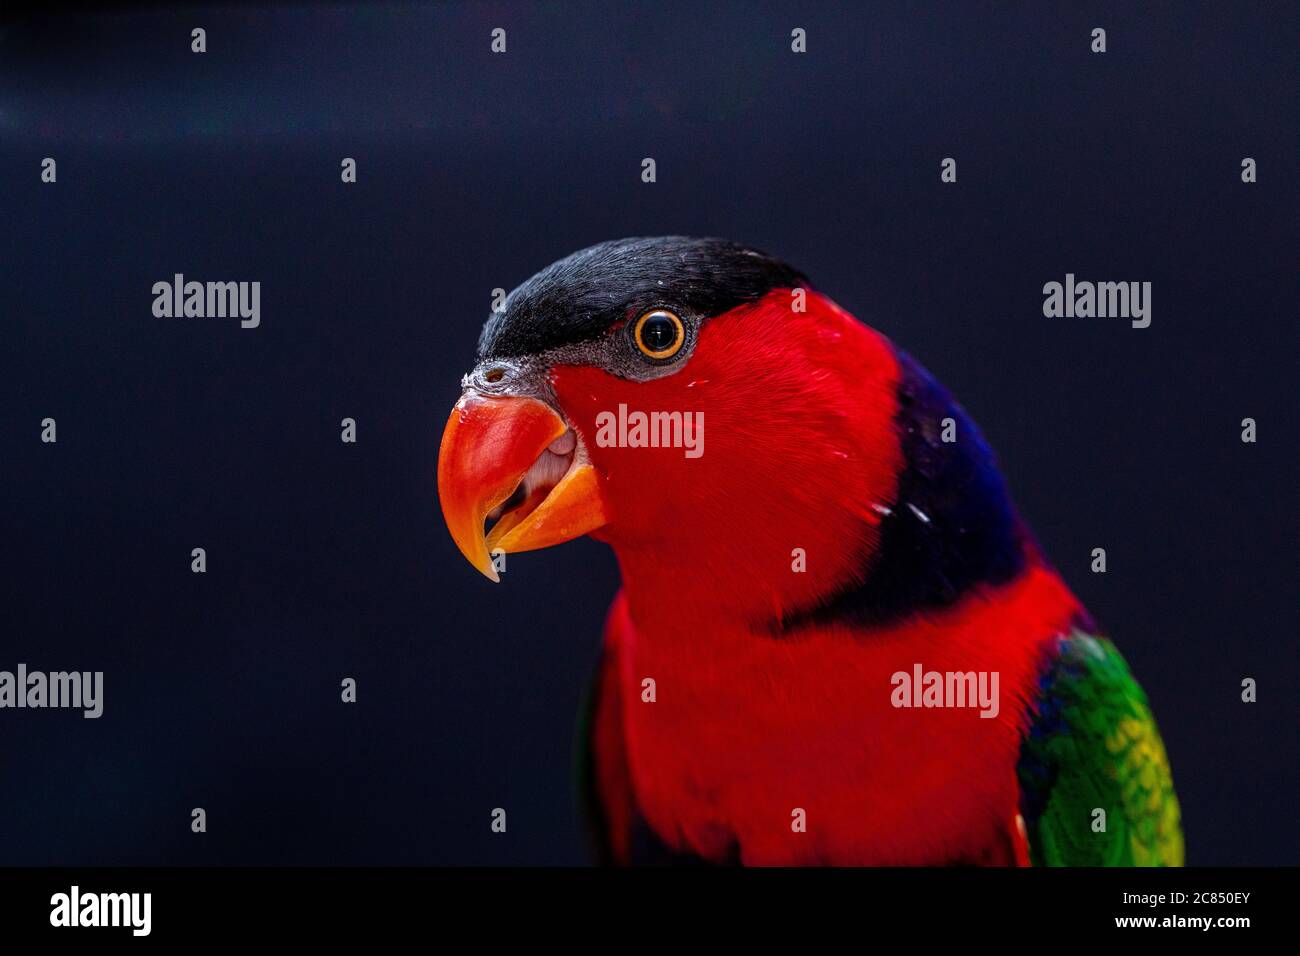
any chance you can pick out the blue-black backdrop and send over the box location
[3,2,1297,865]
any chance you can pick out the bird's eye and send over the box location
[633,309,685,360]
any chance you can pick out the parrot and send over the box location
[436,236,1183,866]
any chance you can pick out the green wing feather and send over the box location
[1017,631,1184,866]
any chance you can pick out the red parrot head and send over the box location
[437,236,1011,625]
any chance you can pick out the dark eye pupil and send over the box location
[641,315,677,351]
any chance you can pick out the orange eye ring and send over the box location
[633,309,685,360]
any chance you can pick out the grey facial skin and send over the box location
[460,312,701,409]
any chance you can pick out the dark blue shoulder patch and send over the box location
[781,347,1028,630]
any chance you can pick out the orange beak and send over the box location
[437,392,609,581]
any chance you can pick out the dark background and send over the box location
[2,2,1296,865]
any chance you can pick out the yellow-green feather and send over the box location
[1017,631,1183,866]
